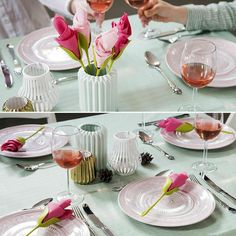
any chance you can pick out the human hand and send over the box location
[138,0,187,26]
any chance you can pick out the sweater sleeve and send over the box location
[38,0,73,17]
[186,1,236,31]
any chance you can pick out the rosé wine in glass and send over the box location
[52,125,84,202]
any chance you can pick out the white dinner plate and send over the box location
[160,117,236,150]
[0,125,67,158]
[118,176,215,227]
[165,37,236,87]
[16,27,83,71]
[0,209,90,236]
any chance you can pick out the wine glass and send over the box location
[86,0,114,34]
[179,39,217,112]
[51,125,84,202]
[192,113,223,175]
[134,113,153,137]
[124,0,159,39]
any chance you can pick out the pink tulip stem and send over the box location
[108,60,114,73]
[140,192,166,217]
[96,68,101,76]
[25,224,40,236]
[92,46,98,68]
[79,59,86,72]
[25,127,44,141]
[85,49,91,68]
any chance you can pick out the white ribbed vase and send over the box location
[78,67,117,112]
[18,63,58,112]
[79,123,107,171]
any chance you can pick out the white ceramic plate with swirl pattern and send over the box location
[118,176,215,227]
[160,117,236,150]
[0,209,90,236]
[0,125,68,158]
[166,37,236,87]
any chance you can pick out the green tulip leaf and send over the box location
[39,217,60,228]
[60,46,79,61]
[176,122,194,133]
[221,130,235,135]
[78,32,89,51]
[162,177,172,193]
[37,208,49,224]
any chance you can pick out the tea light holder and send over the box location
[2,96,34,112]
[109,131,140,176]
[18,63,58,112]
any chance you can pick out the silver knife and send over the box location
[0,53,13,88]
[203,175,236,205]
[82,203,114,236]
[147,26,186,39]
[138,113,190,127]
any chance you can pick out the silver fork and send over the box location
[72,205,96,236]
[6,44,22,76]
[189,174,236,214]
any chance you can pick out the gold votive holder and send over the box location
[71,151,96,185]
[2,96,34,112]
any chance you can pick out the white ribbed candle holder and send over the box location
[79,123,107,171]
[78,66,117,112]
[109,131,140,176]
[18,63,58,112]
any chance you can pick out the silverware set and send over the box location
[6,44,22,76]
[189,174,236,214]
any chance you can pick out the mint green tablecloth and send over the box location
[0,113,236,235]
[0,15,236,112]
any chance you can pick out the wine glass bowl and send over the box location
[180,39,217,111]
[192,113,223,174]
[86,0,114,34]
[52,125,84,202]
[125,0,147,9]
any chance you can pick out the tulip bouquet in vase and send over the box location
[53,10,132,111]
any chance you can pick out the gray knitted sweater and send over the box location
[186,1,236,31]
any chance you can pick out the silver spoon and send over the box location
[145,51,182,95]
[23,197,53,210]
[139,131,175,160]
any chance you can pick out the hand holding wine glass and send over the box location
[125,0,159,39]
[180,39,217,111]
[192,113,223,175]
[52,125,84,202]
[86,0,114,34]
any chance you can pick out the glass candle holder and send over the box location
[109,131,140,176]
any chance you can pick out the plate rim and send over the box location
[118,176,216,227]
[165,36,236,88]
[160,117,236,150]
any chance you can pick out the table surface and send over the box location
[0,113,236,236]
[1,15,236,112]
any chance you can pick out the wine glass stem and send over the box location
[192,88,198,112]
[141,113,145,130]
[67,169,71,194]
[95,15,102,34]
[202,140,208,177]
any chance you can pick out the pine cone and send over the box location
[140,152,154,165]
[99,169,113,183]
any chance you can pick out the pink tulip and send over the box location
[53,15,81,60]
[43,199,72,222]
[113,34,129,59]
[158,117,183,132]
[1,139,24,152]
[114,13,132,38]
[168,172,189,191]
[73,8,91,45]
[95,27,118,68]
